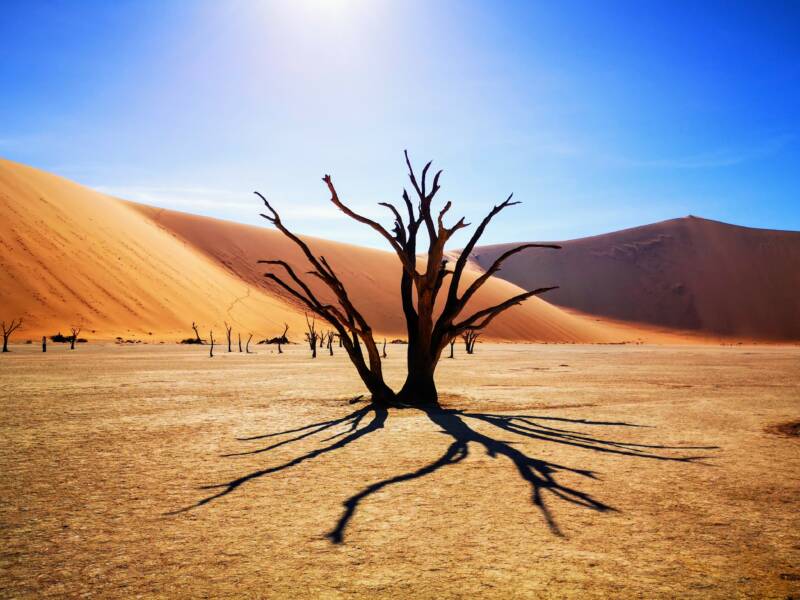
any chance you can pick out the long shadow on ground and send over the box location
[169,403,717,543]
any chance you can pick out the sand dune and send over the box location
[1,158,642,343]
[128,202,648,343]
[472,217,800,340]
[0,159,310,340]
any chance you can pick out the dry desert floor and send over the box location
[1,343,799,598]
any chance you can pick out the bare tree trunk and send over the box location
[2,318,23,352]
[328,332,334,356]
[398,340,439,405]
[238,333,242,353]
[246,333,253,353]
[191,321,203,343]
[225,322,232,352]
[42,336,47,353]
[209,330,215,358]
[305,313,318,359]
[462,331,479,354]
[449,338,455,358]
[70,327,81,350]
[278,323,288,354]
[382,338,387,358]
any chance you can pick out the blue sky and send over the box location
[1,0,798,246]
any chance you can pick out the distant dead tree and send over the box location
[209,330,215,358]
[246,333,254,353]
[304,314,318,358]
[69,326,81,350]
[224,322,233,352]
[382,338,387,358]
[462,331,480,355]
[448,338,455,359]
[256,151,560,405]
[325,331,335,356]
[2,318,23,352]
[191,321,203,344]
[42,335,47,353]
[278,323,288,354]
[238,333,242,353]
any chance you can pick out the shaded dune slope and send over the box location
[472,217,800,340]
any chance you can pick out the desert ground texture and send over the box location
[1,342,799,599]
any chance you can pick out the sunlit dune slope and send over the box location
[0,157,691,343]
[472,217,800,340]
[0,158,307,339]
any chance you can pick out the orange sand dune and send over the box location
[472,217,800,340]
[0,159,309,340]
[1,158,647,343]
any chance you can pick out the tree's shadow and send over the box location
[169,403,717,543]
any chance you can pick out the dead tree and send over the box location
[462,331,480,354]
[209,330,215,358]
[238,333,242,353]
[278,323,288,354]
[191,321,203,343]
[326,331,334,356]
[224,322,233,352]
[273,323,289,354]
[1,318,23,352]
[382,338,387,358]
[69,326,81,350]
[448,338,455,359]
[42,335,47,353]
[246,333,254,353]
[304,313,318,358]
[256,151,560,406]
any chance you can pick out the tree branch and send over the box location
[322,176,417,275]
[446,194,519,305]
[2,318,23,336]
[458,243,561,308]
[452,286,559,334]
[259,260,322,308]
